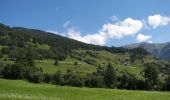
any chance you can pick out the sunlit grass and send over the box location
[0,79,170,100]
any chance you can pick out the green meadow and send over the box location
[0,79,169,100]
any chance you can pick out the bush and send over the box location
[104,62,117,88]
[74,61,78,66]
[135,79,145,90]
[144,63,160,90]
[85,74,105,88]
[54,59,59,66]
[53,70,64,85]
[66,73,84,87]
[58,54,67,61]
[163,75,170,91]
[64,70,84,87]
[43,73,52,83]
[1,64,26,79]
[118,72,137,90]
[0,62,5,78]
[27,71,43,83]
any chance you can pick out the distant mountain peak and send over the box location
[124,42,170,61]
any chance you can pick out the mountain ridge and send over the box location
[124,42,170,61]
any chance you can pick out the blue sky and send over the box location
[0,0,170,46]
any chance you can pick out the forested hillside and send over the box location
[0,23,149,60]
[0,23,170,91]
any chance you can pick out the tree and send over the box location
[144,63,160,90]
[1,47,42,81]
[43,73,52,83]
[64,70,84,87]
[1,64,12,79]
[85,74,105,88]
[104,62,117,88]
[74,61,78,66]
[96,64,104,76]
[136,79,145,90]
[27,71,43,83]
[1,63,27,79]
[0,62,5,78]
[164,75,170,91]
[54,59,59,66]
[25,48,35,67]
[118,72,137,90]
[53,70,64,85]
[15,48,35,67]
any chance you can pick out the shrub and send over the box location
[43,73,52,83]
[53,70,64,85]
[85,74,105,88]
[74,61,78,66]
[54,59,59,66]
[1,64,26,79]
[27,71,43,83]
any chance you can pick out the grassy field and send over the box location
[36,57,96,74]
[0,79,170,100]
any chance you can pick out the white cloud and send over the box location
[148,14,170,28]
[67,27,106,45]
[68,18,143,45]
[101,18,143,39]
[136,34,152,42]
[46,14,170,45]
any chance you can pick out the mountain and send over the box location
[0,23,148,58]
[0,22,170,76]
[124,42,170,61]
[1,22,170,91]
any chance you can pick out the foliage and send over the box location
[27,71,43,83]
[63,70,84,87]
[52,70,64,85]
[118,72,138,90]
[0,23,149,61]
[74,61,78,66]
[144,63,160,90]
[163,75,170,91]
[104,62,117,88]
[54,59,59,66]
[43,73,52,83]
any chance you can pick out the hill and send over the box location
[0,24,169,76]
[0,22,155,76]
[0,23,170,91]
[0,23,169,75]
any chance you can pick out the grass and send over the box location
[73,50,145,77]
[0,79,170,100]
[36,44,50,50]
[0,45,3,50]
[36,57,96,74]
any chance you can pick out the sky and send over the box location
[0,0,170,46]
